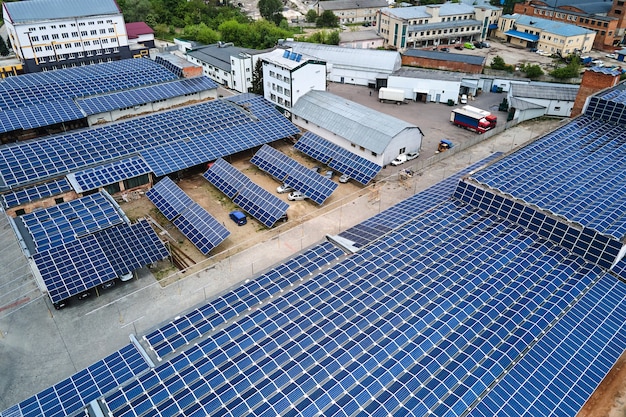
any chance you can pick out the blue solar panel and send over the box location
[202,158,249,199]
[19,192,125,254]
[146,177,194,221]
[2,178,71,209]
[33,235,117,303]
[295,132,382,185]
[251,145,337,205]
[233,183,289,228]
[0,95,299,191]
[0,99,85,134]
[76,77,218,115]
[2,343,149,417]
[93,220,169,276]
[173,203,230,255]
[67,157,151,193]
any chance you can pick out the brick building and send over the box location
[402,49,485,74]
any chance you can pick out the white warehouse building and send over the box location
[291,90,423,167]
[387,67,463,104]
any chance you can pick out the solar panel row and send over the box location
[20,192,125,254]
[454,180,622,270]
[75,77,218,116]
[468,115,626,240]
[144,241,344,359]
[1,178,72,209]
[294,132,382,185]
[0,99,85,134]
[202,158,289,228]
[1,344,150,417]
[67,157,151,193]
[147,177,230,255]
[337,154,504,248]
[251,144,337,205]
[101,199,626,416]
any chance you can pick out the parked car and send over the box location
[464,42,475,49]
[455,44,464,50]
[288,191,307,201]
[119,271,134,282]
[76,290,91,300]
[311,166,322,173]
[53,298,69,310]
[440,47,450,52]
[460,94,468,104]
[324,170,335,180]
[391,154,408,166]
[529,47,538,52]
[406,151,420,161]
[606,53,618,59]
[473,41,483,49]
[481,41,490,48]
[101,280,116,290]
[339,173,350,183]
[229,210,247,226]
[277,213,288,223]
[276,183,294,194]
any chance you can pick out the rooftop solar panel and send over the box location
[20,192,125,254]
[250,144,299,181]
[67,157,151,193]
[173,203,230,255]
[202,158,249,199]
[233,183,289,227]
[1,343,150,417]
[93,220,169,276]
[2,178,72,209]
[0,99,86,134]
[75,77,218,115]
[33,235,117,303]
[146,177,194,221]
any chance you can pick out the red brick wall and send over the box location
[401,56,483,74]
[571,70,620,117]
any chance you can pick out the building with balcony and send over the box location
[376,3,501,51]
[2,0,130,73]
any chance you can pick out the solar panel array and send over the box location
[294,132,382,185]
[202,158,289,228]
[67,157,151,193]
[154,54,189,78]
[0,99,86,134]
[251,144,338,205]
[33,235,118,303]
[0,95,299,191]
[147,177,230,255]
[75,77,218,116]
[338,153,504,248]
[19,192,125,254]
[144,241,344,359]
[586,87,626,124]
[202,158,249,199]
[2,178,72,209]
[0,58,177,111]
[102,199,626,416]
[0,344,149,417]
[454,180,622,270]
[173,203,231,255]
[468,115,626,240]
[93,220,169,276]
[146,177,195,221]
[233,183,290,228]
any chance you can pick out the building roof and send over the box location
[509,97,546,110]
[534,0,613,16]
[513,14,595,37]
[505,30,540,42]
[186,43,251,72]
[381,3,477,20]
[282,41,401,73]
[319,0,388,10]
[3,0,120,23]
[409,19,482,32]
[510,82,579,101]
[291,90,419,155]
[339,29,383,43]
[403,49,486,66]
[264,48,319,70]
[391,66,467,82]
[126,22,154,39]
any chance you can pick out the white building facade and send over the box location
[262,49,327,113]
[186,43,258,93]
[3,0,130,73]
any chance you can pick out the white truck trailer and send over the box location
[378,87,406,105]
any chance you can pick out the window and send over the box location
[52,34,59,39]
[100,29,106,34]
[371,151,377,156]
[97,20,104,24]
[74,42,81,47]
[45,45,53,50]
[65,43,71,48]
[39,26,46,30]
[108,28,115,33]
[554,106,561,111]
[88,21,95,25]
[399,147,406,154]
[62,33,69,38]
[72,32,78,37]
[34,46,43,52]
[59,24,66,28]
[90,30,97,35]
[79,22,85,26]
[81,31,87,36]
[55,44,62,49]
[42,34,49,40]
[102,38,108,44]
[84,41,91,46]
[31,35,39,41]
[29,27,36,32]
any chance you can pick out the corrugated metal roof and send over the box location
[319,0,388,11]
[392,67,468,82]
[509,97,545,110]
[534,0,612,15]
[403,49,486,66]
[187,43,250,72]
[291,91,419,154]
[511,82,579,101]
[381,3,476,20]
[514,15,595,37]
[4,0,120,23]
[283,41,401,73]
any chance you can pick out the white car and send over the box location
[287,191,307,201]
[391,154,408,166]
[339,174,350,183]
[276,183,294,194]
[460,94,468,104]
[606,53,618,59]
[406,151,420,161]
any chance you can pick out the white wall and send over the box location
[328,66,380,86]
[264,61,326,112]
[188,55,234,88]
[231,54,253,93]
[387,76,460,103]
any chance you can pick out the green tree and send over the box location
[520,63,543,79]
[490,55,514,72]
[327,30,340,45]
[0,37,9,56]
[316,10,338,27]
[305,9,318,23]
[251,59,264,94]
[258,0,283,25]
[181,22,219,44]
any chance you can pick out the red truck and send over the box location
[450,105,497,134]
